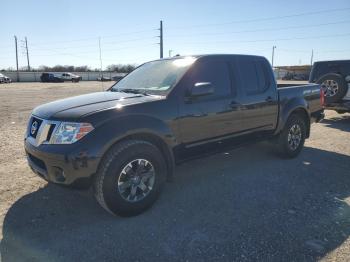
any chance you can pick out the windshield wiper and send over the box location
[114,88,150,96]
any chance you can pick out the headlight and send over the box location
[51,122,94,144]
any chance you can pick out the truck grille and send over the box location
[27,116,60,146]
[29,117,43,138]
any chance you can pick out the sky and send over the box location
[0,0,350,70]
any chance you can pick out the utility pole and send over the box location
[14,36,20,82]
[98,37,103,90]
[98,37,103,75]
[159,20,163,59]
[25,37,30,71]
[271,46,276,68]
[310,49,314,67]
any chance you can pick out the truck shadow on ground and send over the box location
[1,144,350,261]
[322,114,350,132]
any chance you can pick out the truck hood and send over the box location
[32,91,164,120]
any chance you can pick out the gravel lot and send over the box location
[0,81,349,261]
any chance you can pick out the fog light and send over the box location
[52,166,65,182]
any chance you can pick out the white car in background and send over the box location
[59,72,82,82]
[0,73,12,83]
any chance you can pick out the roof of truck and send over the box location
[160,54,266,60]
[314,60,350,64]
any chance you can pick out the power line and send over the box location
[30,36,155,50]
[168,7,350,29]
[315,49,350,53]
[167,19,350,38]
[27,29,155,47]
[177,32,350,45]
[29,43,156,57]
[278,48,350,54]
[22,43,157,65]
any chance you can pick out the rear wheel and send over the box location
[276,114,306,158]
[317,73,348,103]
[93,140,167,216]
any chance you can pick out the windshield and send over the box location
[111,57,196,95]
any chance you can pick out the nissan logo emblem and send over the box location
[31,121,38,135]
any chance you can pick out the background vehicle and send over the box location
[0,73,12,83]
[60,72,81,82]
[112,75,124,82]
[40,72,81,83]
[97,76,111,81]
[309,60,350,108]
[282,72,308,81]
[25,55,324,216]
[40,73,64,83]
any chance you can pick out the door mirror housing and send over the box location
[190,82,214,97]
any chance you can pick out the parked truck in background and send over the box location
[0,73,12,83]
[309,60,350,113]
[25,55,324,216]
[40,72,81,83]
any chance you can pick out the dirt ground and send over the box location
[0,82,109,232]
[0,81,350,261]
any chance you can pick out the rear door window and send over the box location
[238,58,269,95]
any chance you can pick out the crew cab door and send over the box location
[233,56,278,133]
[177,57,242,145]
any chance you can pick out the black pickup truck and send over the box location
[25,55,324,216]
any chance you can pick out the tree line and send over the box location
[1,64,137,73]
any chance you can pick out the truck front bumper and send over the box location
[24,139,100,185]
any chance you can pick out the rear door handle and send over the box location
[265,96,273,102]
[230,101,242,109]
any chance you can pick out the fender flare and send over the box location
[93,115,177,179]
[275,97,310,137]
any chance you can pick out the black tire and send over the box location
[276,114,306,158]
[316,73,348,103]
[93,140,167,216]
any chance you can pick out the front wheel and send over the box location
[276,114,306,158]
[93,140,167,216]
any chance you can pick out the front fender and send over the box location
[89,115,177,158]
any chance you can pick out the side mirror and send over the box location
[190,82,214,97]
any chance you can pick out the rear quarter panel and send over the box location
[276,84,321,134]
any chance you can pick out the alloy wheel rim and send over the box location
[287,124,302,151]
[321,80,339,97]
[117,159,155,202]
